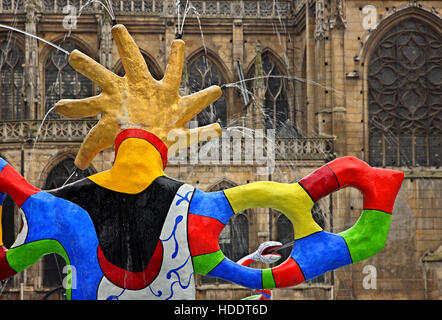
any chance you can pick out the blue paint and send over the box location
[106,289,125,300]
[148,285,162,297]
[260,291,271,299]
[176,190,193,206]
[166,255,191,280]
[0,192,7,205]
[207,258,263,289]
[0,158,8,172]
[163,256,193,300]
[290,231,352,280]
[20,191,103,300]
[165,271,194,300]
[188,189,234,225]
[160,215,183,259]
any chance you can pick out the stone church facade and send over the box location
[0,0,440,300]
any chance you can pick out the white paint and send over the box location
[96,184,196,300]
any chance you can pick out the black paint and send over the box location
[50,176,184,273]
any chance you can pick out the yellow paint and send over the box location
[55,24,222,170]
[0,205,3,246]
[88,138,165,194]
[224,182,322,240]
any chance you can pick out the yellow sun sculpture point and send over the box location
[54,24,222,170]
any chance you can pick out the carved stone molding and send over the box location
[24,1,41,119]
[314,0,326,40]
[35,1,291,19]
[96,14,113,70]
[329,0,347,30]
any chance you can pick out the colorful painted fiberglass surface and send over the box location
[0,133,404,299]
[0,160,196,299]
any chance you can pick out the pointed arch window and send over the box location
[219,212,249,262]
[42,157,94,289]
[44,41,94,119]
[187,54,228,127]
[368,18,442,167]
[0,40,24,120]
[247,52,296,137]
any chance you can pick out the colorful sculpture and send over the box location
[237,241,282,300]
[0,25,404,300]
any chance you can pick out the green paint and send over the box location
[192,250,225,275]
[339,209,392,263]
[261,268,276,289]
[6,240,72,300]
[241,294,261,300]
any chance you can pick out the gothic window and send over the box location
[0,40,24,120]
[44,41,94,119]
[247,52,295,137]
[219,213,249,262]
[111,0,121,12]
[2,0,24,11]
[275,203,326,283]
[42,157,94,288]
[187,55,228,127]
[368,18,442,167]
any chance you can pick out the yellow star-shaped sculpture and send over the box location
[55,24,222,170]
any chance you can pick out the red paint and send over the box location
[0,246,17,280]
[240,258,255,267]
[272,257,305,288]
[187,213,225,257]
[327,156,404,214]
[97,241,163,290]
[299,157,403,214]
[115,129,168,169]
[299,164,339,202]
[256,289,271,300]
[0,164,40,207]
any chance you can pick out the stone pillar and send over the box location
[96,14,113,71]
[285,29,295,126]
[232,19,244,121]
[329,0,347,155]
[305,2,316,136]
[315,0,331,137]
[248,42,265,131]
[292,33,305,135]
[164,0,177,69]
[24,1,40,120]
[232,19,244,65]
